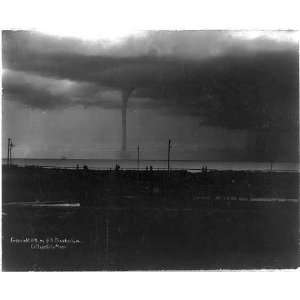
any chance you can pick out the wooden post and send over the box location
[9,139,13,165]
[167,139,171,174]
[137,145,140,170]
[7,138,11,166]
[10,139,14,166]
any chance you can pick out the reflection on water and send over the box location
[4,202,80,207]
[3,197,298,208]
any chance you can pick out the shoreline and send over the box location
[2,159,299,173]
[2,164,298,206]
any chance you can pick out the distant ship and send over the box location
[60,156,67,160]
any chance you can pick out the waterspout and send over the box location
[121,88,134,158]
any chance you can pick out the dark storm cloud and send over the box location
[2,70,123,110]
[2,30,298,130]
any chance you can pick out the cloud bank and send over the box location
[2,30,299,131]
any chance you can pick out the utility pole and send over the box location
[10,139,14,165]
[10,140,12,164]
[167,139,171,174]
[7,138,11,166]
[137,145,140,170]
[7,138,14,167]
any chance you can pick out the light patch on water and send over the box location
[4,202,80,207]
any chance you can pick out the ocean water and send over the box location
[5,158,299,172]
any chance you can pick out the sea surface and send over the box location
[5,158,299,172]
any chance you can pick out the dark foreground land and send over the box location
[2,165,299,270]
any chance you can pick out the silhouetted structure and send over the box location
[137,145,140,170]
[167,139,171,174]
[7,138,14,167]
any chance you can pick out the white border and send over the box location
[1,0,299,300]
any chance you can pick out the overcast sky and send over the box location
[2,30,299,161]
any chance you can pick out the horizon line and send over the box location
[2,157,299,164]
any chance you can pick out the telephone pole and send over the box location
[137,145,140,170]
[167,139,171,174]
[7,138,11,166]
[7,138,14,167]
